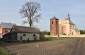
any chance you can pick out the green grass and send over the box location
[0,38,11,55]
[0,38,2,41]
[39,37,76,42]
[0,46,11,55]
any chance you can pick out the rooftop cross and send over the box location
[68,13,70,20]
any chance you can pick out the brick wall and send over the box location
[50,17,59,36]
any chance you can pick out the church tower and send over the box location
[50,17,59,36]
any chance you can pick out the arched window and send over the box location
[52,21,53,24]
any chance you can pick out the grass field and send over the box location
[0,45,11,55]
[0,38,11,55]
[41,37,76,41]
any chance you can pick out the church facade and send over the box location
[50,14,80,36]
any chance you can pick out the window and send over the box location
[52,21,53,24]
[33,34,35,36]
[5,31,8,33]
[23,34,26,36]
[72,26,75,29]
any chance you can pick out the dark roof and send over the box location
[50,16,59,20]
[66,18,75,25]
[11,26,40,33]
[69,20,75,25]
[0,22,15,28]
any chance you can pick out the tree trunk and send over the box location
[29,18,32,27]
[30,22,31,27]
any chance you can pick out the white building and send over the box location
[3,26,41,41]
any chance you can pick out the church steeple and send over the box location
[68,13,70,20]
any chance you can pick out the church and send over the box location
[50,14,80,36]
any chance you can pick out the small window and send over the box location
[70,26,71,29]
[5,31,8,32]
[23,34,26,36]
[52,21,53,24]
[33,34,35,36]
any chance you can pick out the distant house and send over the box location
[0,22,15,38]
[3,26,41,41]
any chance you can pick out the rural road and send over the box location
[2,38,85,55]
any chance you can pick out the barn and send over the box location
[3,26,41,41]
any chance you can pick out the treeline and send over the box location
[80,30,85,34]
[41,31,50,35]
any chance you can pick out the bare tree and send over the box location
[19,1,41,27]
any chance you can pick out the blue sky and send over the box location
[0,0,85,31]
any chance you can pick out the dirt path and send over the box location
[2,38,85,55]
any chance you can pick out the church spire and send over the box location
[68,13,70,20]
